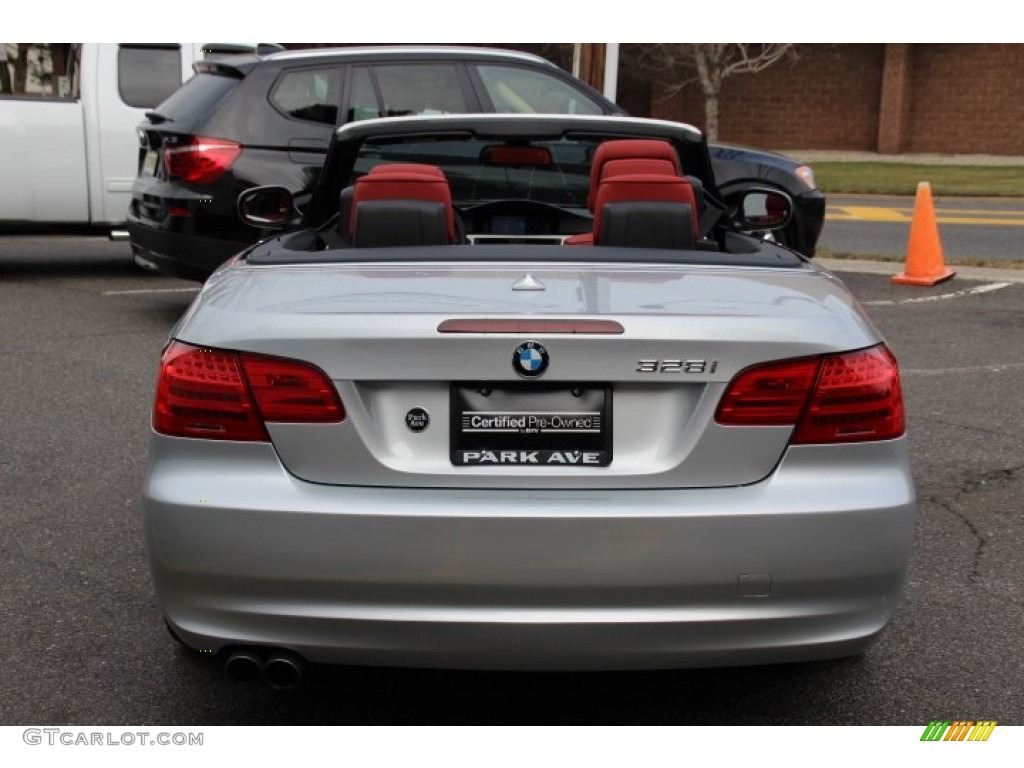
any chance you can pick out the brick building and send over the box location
[282,43,1023,155]
[640,44,1024,155]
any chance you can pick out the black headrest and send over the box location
[352,200,450,248]
[685,175,705,212]
[338,185,355,244]
[598,201,695,250]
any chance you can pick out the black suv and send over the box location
[129,46,824,281]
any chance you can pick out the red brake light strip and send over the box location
[438,319,624,334]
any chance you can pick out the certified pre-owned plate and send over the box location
[451,383,611,466]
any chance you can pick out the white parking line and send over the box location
[103,287,200,296]
[902,362,1024,376]
[862,282,1012,306]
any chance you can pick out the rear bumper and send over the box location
[127,213,243,281]
[143,437,916,670]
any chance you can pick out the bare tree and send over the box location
[691,44,794,140]
[620,43,795,140]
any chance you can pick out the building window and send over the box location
[0,44,80,99]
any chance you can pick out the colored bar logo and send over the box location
[920,721,997,741]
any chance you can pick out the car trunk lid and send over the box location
[172,259,881,489]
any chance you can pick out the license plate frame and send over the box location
[450,383,612,467]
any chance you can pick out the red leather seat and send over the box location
[592,173,698,249]
[587,139,682,210]
[351,164,457,244]
[367,163,447,179]
[566,139,685,247]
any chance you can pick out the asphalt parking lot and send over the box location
[1,236,1022,725]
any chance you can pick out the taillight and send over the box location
[239,355,345,423]
[715,357,820,426]
[153,342,344,441]
[792,346,904,444]
[163,136,241,185]
[716,344,905,444]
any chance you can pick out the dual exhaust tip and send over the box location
[224,648,305,690]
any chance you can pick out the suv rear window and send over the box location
[151,72,239,122]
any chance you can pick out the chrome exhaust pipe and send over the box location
[263,650,305,690]
[224,649,264,683]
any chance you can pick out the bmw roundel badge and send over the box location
[513,341,549,378]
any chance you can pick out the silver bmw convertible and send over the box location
[142,115,915,686]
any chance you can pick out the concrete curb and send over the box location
[818,257,1024,284]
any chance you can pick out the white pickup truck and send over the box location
[0,43,255,232]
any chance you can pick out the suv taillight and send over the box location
[153,342,344,441]
[163,136,241,185]
[716,344,905,444]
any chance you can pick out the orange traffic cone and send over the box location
[892,181,955,286]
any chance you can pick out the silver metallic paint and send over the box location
[144,436,915,670]
[146,256,914,669]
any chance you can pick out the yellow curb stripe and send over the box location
[833,207,1024,216]
[828,206,910,222]
[827,206,1024,226]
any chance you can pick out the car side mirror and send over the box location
[733,188,794,232]
[238,186,299,230]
